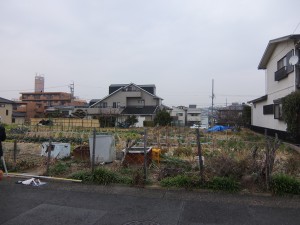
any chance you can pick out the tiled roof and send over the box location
[248,95,268,104]
[12,112,26,117]
[258,34,300,69]
[0,97,14,104]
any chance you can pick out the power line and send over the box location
[292,22,300,34]
[0,85,69,93]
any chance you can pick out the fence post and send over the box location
[92,128,96,173]
[264,129,270,190]
[46,137,52,176]
[143,128,147,181]
[13,140,17,168]
[196,128,204,184]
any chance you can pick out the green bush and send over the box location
[69,167,134,185]
[91,168,119,185]
[282,92,300,137]
[208,176,240,192]
[162,155,193,171]
[49,162,71,176]
[69,170,93,182]
[116,167,145,186]
[69,167,119,185]
[270,174,300,195]
[143,121,155,127]
[160,175,199,189]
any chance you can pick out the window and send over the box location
[113,102,120,108]
[138,99,145,105]
[177,113,183,116]
[263,104,274,115]
[101,102,107,108]
[275,50,294,81]
[6,110,8,116]
[274,104,283,119]
[0,104,5,107]
[277,56,286,70]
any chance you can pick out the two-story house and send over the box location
[217,103,245,127]
[186,105,202,126]
[249,34,300,135]
[171,106,187,126]
[89,83,167,126]
[0,97,14,124]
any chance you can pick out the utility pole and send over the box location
[211,79,215,127]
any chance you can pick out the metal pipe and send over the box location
[7,173,82,183]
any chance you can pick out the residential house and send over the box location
[200,108,209,129]
[12,112,26,125]
[249,34,300,135]
[0,97,14,124]
[89,83,168,126]
[186,105,201,126]
[217,103,245,127]
[171,106,187,126]
[171,105,208,127]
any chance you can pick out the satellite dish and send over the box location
[289,55,299,66]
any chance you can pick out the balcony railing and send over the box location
[275,66,288,81]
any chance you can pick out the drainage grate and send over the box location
[123,221,160,225]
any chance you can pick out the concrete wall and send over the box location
[265,41,295,96]
[252,100,287,131]
[0,103,13,124]
[13,117,26,125]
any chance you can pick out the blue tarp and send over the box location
[207,125,231,132]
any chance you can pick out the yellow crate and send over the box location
[151,148,161,164]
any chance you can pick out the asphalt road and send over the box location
[1,177,300,225]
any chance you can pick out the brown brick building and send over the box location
[16,92,86,119]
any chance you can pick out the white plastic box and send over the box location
[41,142,71,159]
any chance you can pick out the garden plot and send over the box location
[1,127,299,192]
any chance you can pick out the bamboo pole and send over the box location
[7,173,82,182]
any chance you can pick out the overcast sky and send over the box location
[1,0,300,107]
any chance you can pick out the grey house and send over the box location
[89,83,168,126]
